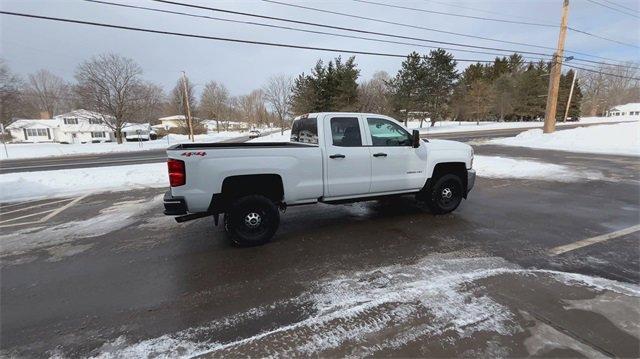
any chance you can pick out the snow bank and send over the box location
[249,130,291,142]
[474,155,605,182]
[0,163,167,202]
[487,122,640,156]
[0,131,246,160]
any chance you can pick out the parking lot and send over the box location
[1,143,639,357]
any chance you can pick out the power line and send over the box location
[584,0,640,18]
[421,0,544,23]
[89,0,638,71]
[3,10,638,81]
[151,0,555,57]
[354,0,557,28]
[354,0,639,49]
[564,62,640,80]
[261,0,629,62]
[599,0,640,13]
[0,10,494,62]
[84,0,551,61]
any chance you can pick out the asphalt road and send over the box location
[1,143,639,357]
[0,121,619,174]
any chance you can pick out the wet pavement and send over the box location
[1,144,639,357]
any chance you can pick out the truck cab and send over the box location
[164,112,475,246]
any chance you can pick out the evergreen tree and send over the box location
[389,52,426,124]
[424,49,458,126]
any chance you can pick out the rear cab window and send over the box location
[330,117,362,147]
[290,117,318,144]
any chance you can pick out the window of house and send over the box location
[26,128,48,137]
[367,118,412,146]
[88,118,102,124]
[330,117,362,147]
[91,131,105,138]
[290,117,318,144]
[64,118,78,125]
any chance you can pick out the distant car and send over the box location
[566,117,580,122]
[248,130,261,139]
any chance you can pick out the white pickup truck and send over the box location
[164,112,475,246]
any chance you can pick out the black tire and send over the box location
[425,174,463,215]
[224,195,280,246]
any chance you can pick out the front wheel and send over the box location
[224,195,280,246]
[424,174,463,215]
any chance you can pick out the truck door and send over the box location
[365,117,427,193]
[323,115,371,197]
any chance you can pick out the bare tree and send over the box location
[239,89,270,128]
[24,69,71,118]
[263,74,293,134]
[74,53,156,143]
[358,71,391,115]
[581,62,640,116]
[1,60,26,128]
[170,75,201,134]
[200,81,229,133]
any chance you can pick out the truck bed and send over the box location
[168,142,317,150]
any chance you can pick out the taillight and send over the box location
[167,159,186,187]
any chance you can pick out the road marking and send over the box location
[40,193,89,222]
[549,224,640,256]
[0,220,41,229]
[0,198,74,216]
[0,157,167,171]
[0,209,56,224]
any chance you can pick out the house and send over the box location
[607,103,640,117]
[158,115,201,129]
[52,109,115,143]
[6,119,60,143]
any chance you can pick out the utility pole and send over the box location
[563,69,578,122]
[181,71,194,142]
[543,0,570,134]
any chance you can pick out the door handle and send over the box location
[373,153,388,157]
[329,154,346,159]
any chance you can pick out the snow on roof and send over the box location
[122,122,151,131]
[159,115,202,121]
[55,109,112,120]
[609,103,640,112]
[7,119,61,129]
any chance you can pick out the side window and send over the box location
[367,118,412,146]
[290,117,318,144]
[330,117,362,147]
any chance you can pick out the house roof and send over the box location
[55,109,116,121]
[609,103,640,112]
[159,115,201,121]
[122,122,151,131]
[7,119,61,129]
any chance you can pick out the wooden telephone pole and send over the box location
[181,71,194,142]
[543,0,570,134]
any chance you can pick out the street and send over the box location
[1,140,638,357]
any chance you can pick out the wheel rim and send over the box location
[437,180,460,209]
[237,208,269,237]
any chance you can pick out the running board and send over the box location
[175,212,212,223]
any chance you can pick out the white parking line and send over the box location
[549,224,640,256]
[1,198,74,216]
[0,209,56,224]
[40,194,89,222]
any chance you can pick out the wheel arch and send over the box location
[424,162,469,198]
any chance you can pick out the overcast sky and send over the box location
[2,0,639,96]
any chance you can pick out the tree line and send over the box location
[1,50,638,143]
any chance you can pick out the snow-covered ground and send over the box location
[486,121,640,157]
[0,163,167,202]
[474,155,605,182]
[249,130,291,142]
[0,131,247,160]
[408,115,637,134]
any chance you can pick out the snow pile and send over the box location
[249,130,291,142]
[474,155,605,182]
[0,163,167,202]
[93,253,640,358]
[0,131,246,160]
[488,122,640,156]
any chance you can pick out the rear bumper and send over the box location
[467,169,476,194]
[164,190,187,215]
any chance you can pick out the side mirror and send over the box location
[412,129,421,148]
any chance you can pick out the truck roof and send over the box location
[294,112,391,120]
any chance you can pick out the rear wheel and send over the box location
[425,174,463,214]
[224,195,280,246]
